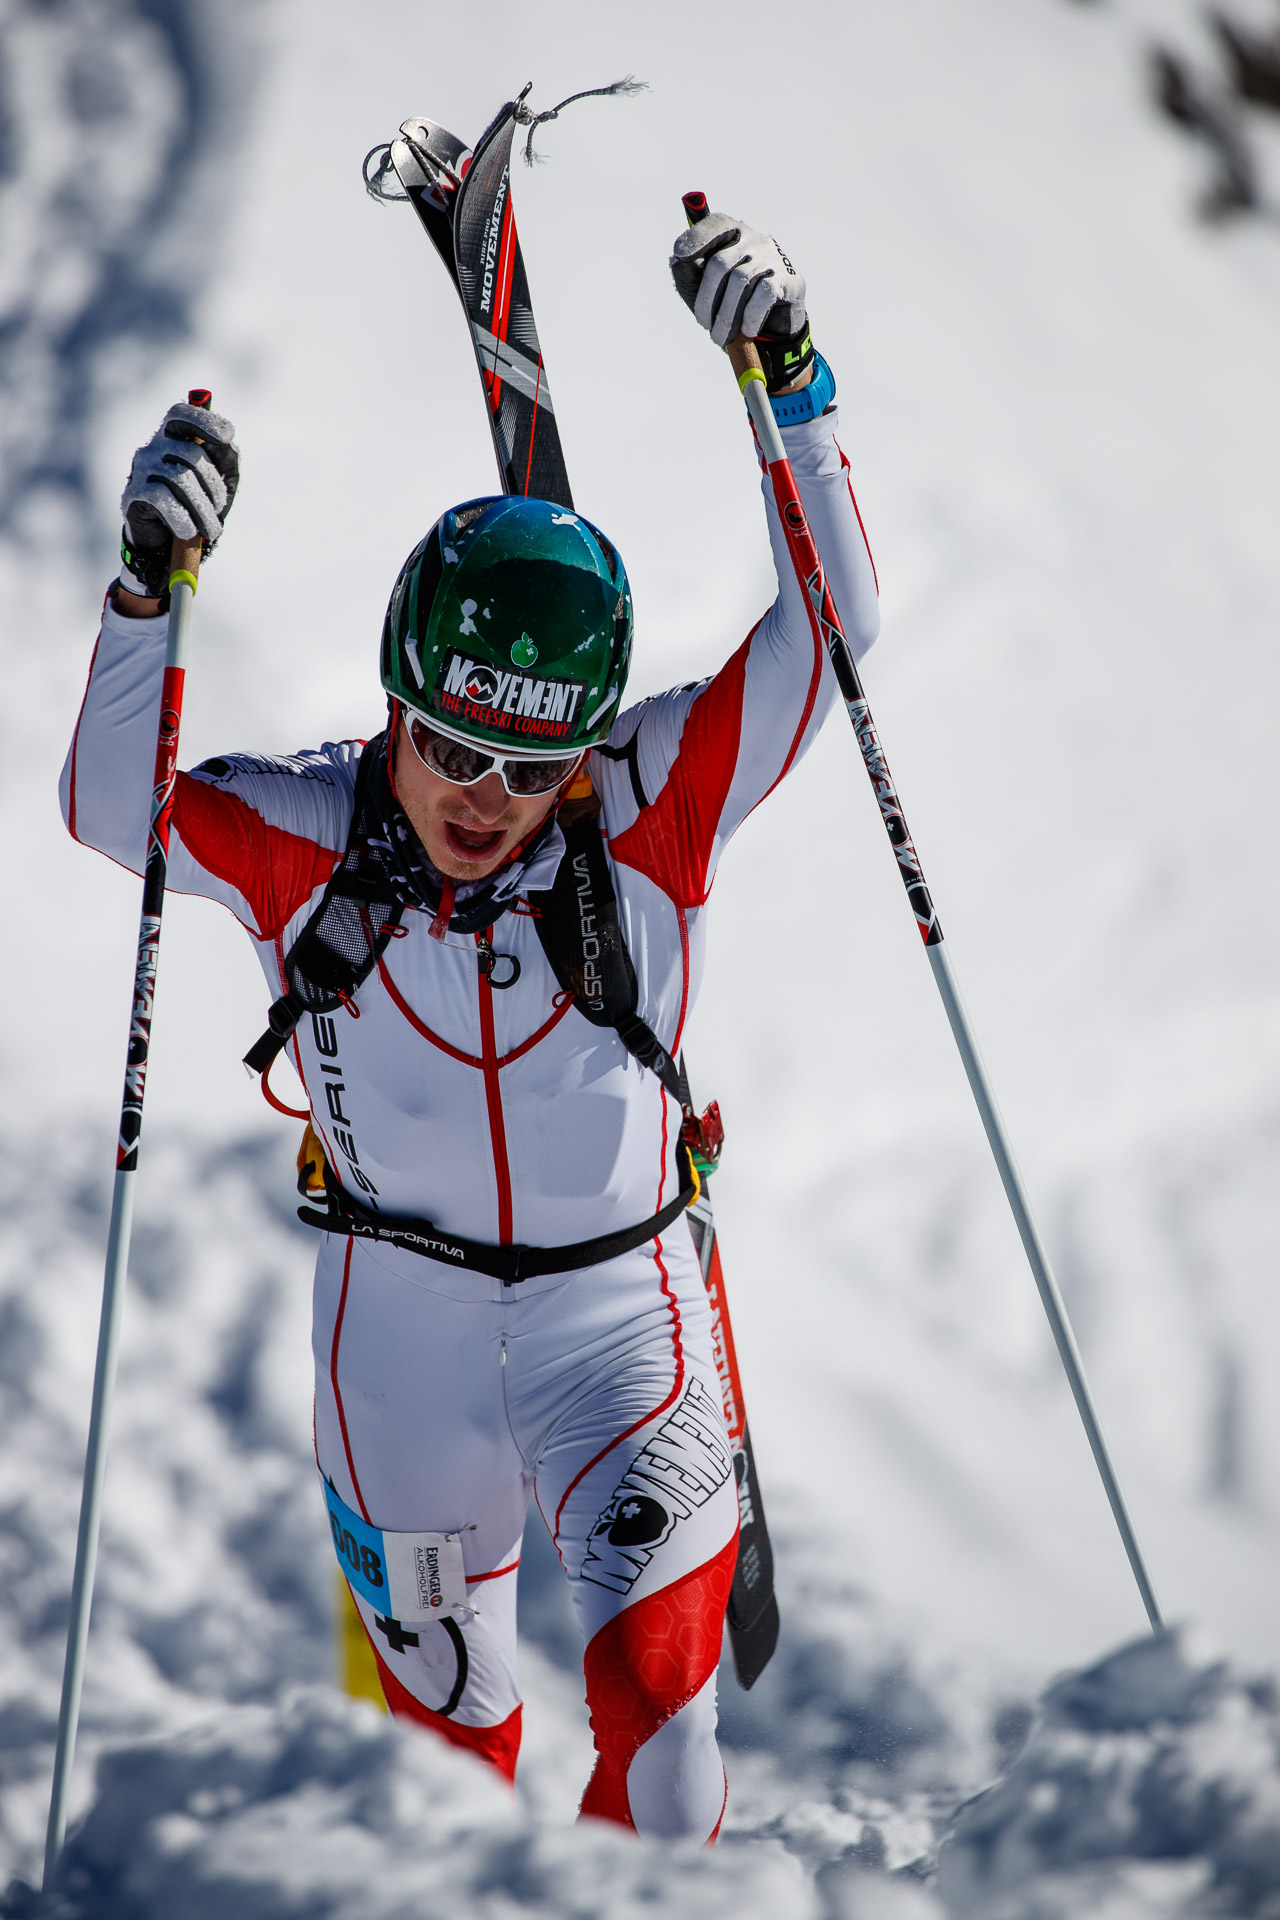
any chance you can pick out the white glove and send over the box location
[119,400,239,597]
[670,212,807,348]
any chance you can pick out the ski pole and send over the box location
[43,391,212,1891]
[682,193,1162,1633]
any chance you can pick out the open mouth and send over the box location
[443,820,507,862]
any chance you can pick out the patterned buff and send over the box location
[364,729,566,936]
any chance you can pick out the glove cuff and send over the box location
[767,352,837,426]
[120,527,171,602]
[758,321,815,394]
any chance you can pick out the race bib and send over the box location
[323,1480,470,1621]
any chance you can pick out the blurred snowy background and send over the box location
[3,0,1280,1913]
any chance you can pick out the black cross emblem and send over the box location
[374,1615,419,1654]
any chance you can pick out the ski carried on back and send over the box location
[372,91,572,507]
[680,1067,779,1688]
[364,91,779,1689]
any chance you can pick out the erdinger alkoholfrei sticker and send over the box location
[435,647,587,744]
[580,1377,733,1594]
[323,1479,470,1622]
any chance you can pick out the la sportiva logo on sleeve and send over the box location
[436,647,586,743]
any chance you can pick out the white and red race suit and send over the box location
[61,410,879,1842]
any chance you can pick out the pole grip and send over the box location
[169,533,202,585]
[681,192,767,393]
[727,336,765,388]
[168,388,212,592]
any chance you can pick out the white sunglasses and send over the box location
[401,707,584,798]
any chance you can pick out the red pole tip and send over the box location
[681,190,709,223]
[188,388,212,408]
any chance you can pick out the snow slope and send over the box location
[4,0,1280,1912]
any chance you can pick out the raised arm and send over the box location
[600,211,879,904]
[61,402,349,941]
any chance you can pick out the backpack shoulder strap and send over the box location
[528,778,688,1108]
[243,736,403,1075]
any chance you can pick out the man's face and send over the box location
[391,712,563,882]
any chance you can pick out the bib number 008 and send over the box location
[322,1478,471,1620]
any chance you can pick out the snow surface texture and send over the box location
[0,0,259,541]
[4,0,1280,1913]
[938,1628,1280,1919]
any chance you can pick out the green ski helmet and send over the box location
[380,495,634,757]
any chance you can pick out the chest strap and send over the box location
[247,760,687,1109]
[298,1144,698,1285]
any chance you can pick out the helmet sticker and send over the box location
[461,663,499,703]
[438,647,585,742]
[381,496,633,752]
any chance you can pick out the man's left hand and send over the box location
[670,212,808,348]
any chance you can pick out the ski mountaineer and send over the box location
[60,213,879,1843]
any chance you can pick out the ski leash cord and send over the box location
[681,191,1164,1636]
[363,76,646,200]
[361,97,779,1687]
[509,76,647,167]
[44,393,213,1892]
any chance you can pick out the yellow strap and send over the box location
[336,1566,387,1709]
[297,1119,329,1200]
[168,568,199,595]
[736,365,767,395]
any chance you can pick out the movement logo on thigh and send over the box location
[581,1378,732,1594]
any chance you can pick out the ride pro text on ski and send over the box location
[62,213,879,1842]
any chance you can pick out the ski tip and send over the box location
[681,190,709,226]
[728,1592,780,1691]
[188,388,212,409]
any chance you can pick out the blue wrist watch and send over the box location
[765,351,836,427]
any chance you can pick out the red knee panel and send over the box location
[579,1534,737,1829]
[370,1641,523,1785]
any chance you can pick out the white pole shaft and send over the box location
[739,367,1162,1630]
[42,1167,135,1888]
[925,942,1162,1629]
[43,571,197,1890]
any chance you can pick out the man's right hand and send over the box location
[116,400,239,609]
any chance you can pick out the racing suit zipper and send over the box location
[475,929,514,1245]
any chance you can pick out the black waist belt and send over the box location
[298,1154,697,1286]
